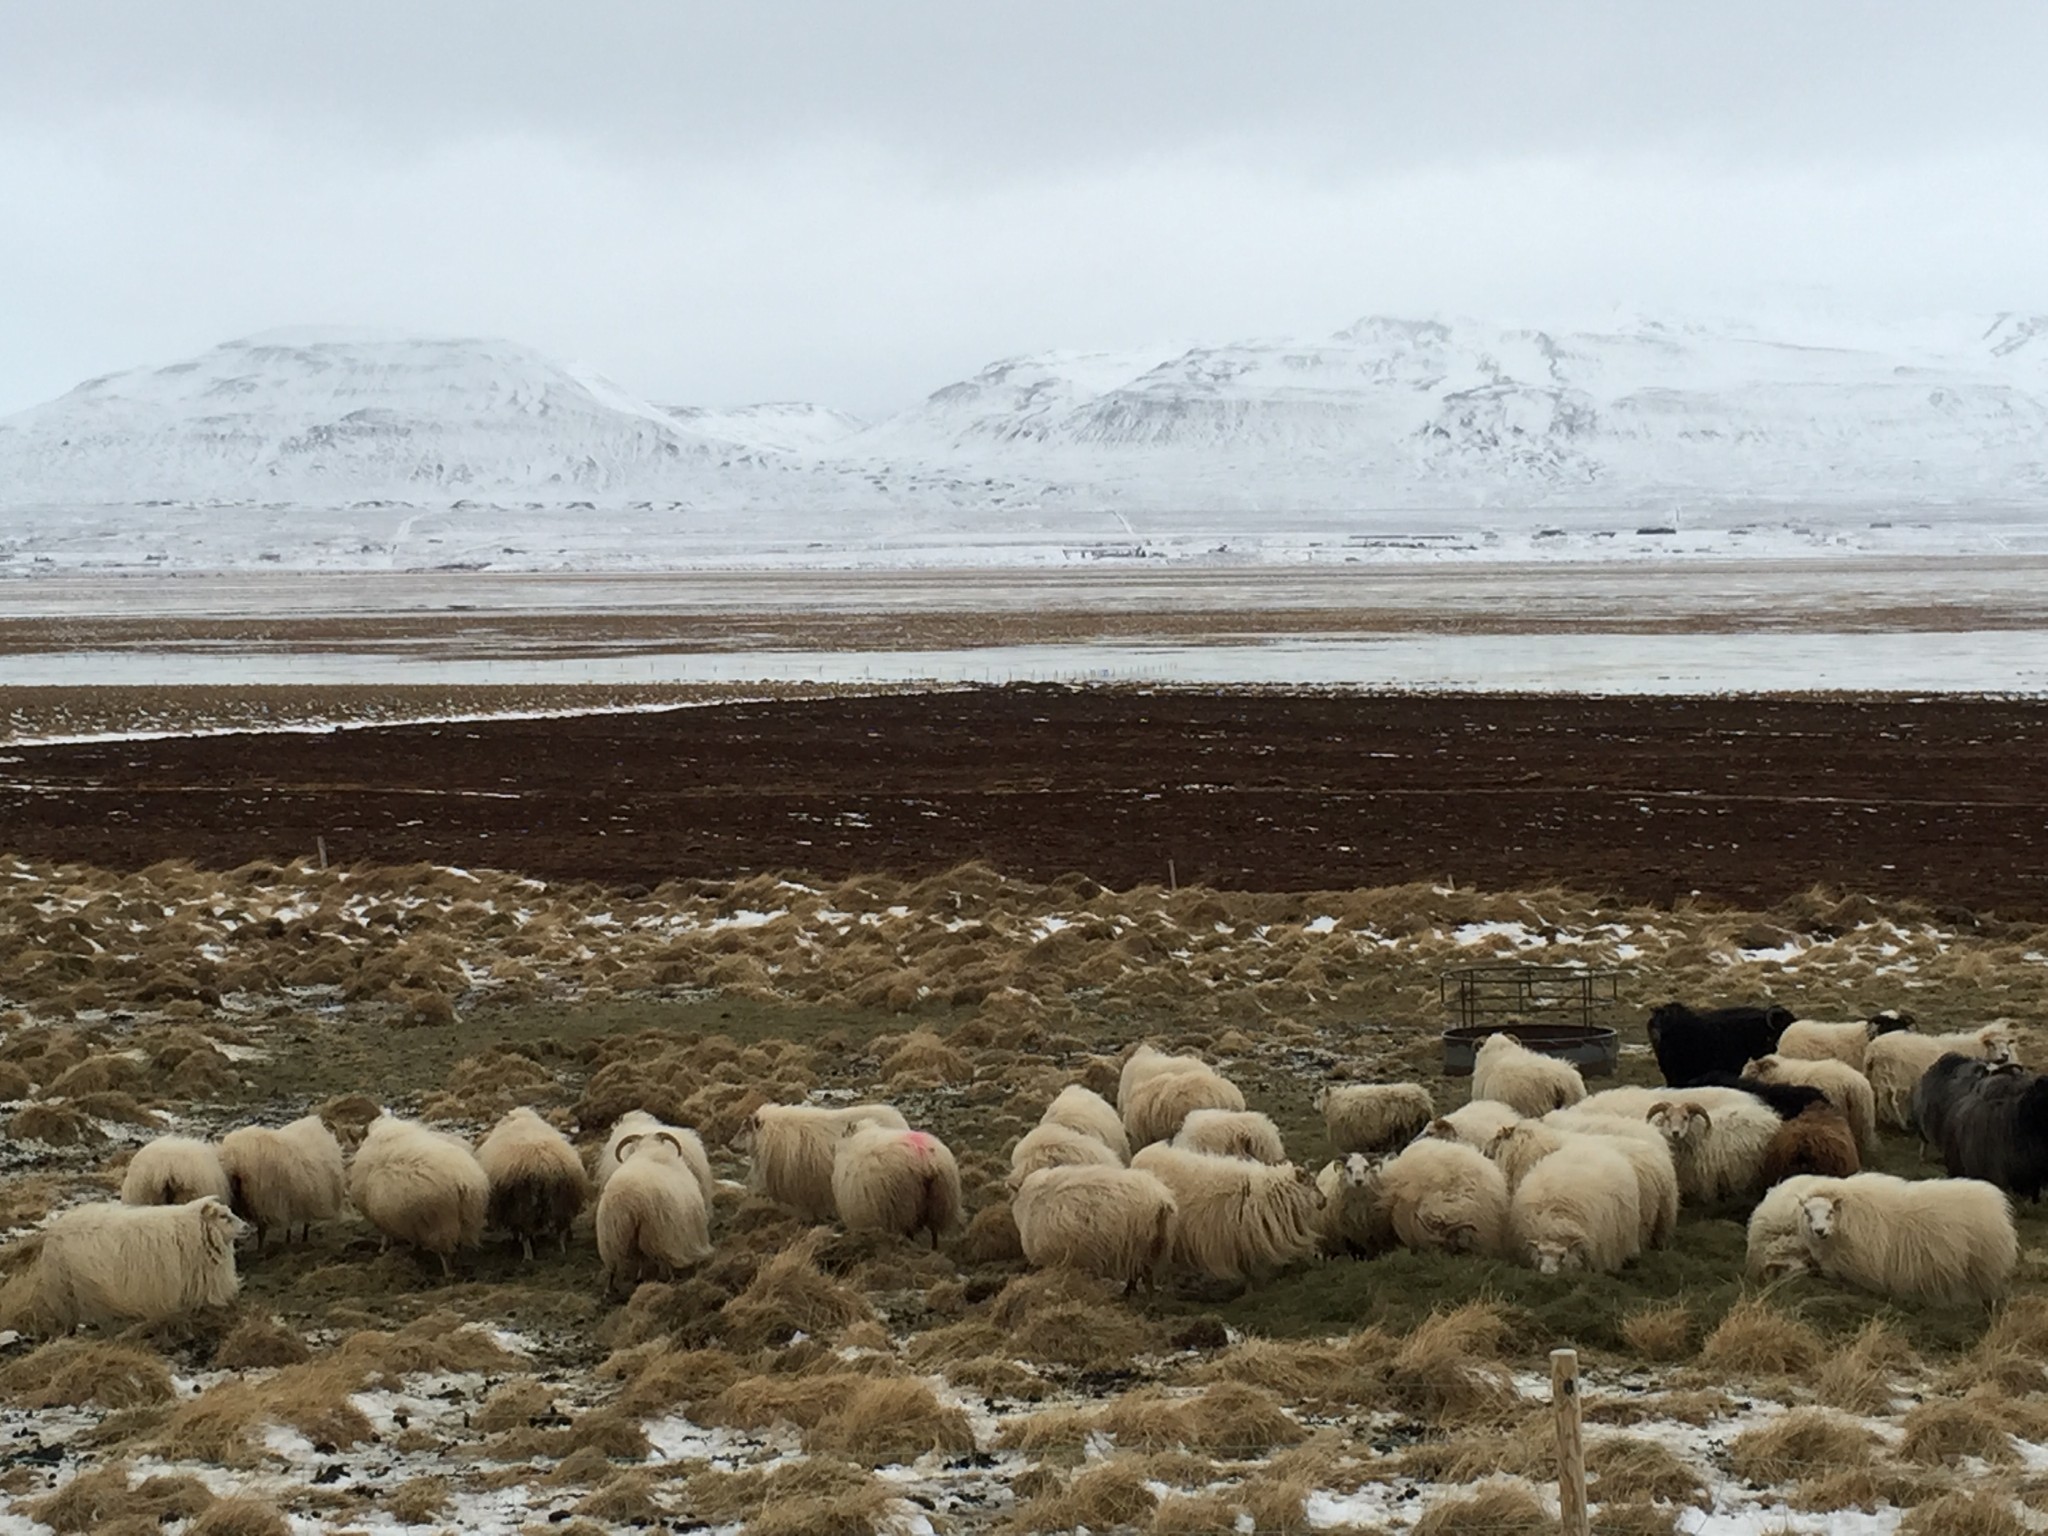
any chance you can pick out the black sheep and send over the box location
[1646,1003,1795,1088]
[1911,1052,2006,1155]
[1689,1071,1830,1121]
[1941,1066,2048,1202]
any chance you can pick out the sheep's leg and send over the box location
[521,1234,534,1262]
[437,1251,453,1280]
[557,1230,569,1255]
[255,1224,269,1252]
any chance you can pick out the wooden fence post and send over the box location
[1552,1346,1589,1536]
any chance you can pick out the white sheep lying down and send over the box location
[33,1196,245,1335]
[1471,1033,1588,1118]
[1744,1054,1879,1153]
[1864,1024,2015,1130]
[595,1128,713,1293]
[1376,1137,1509,1258]
[1172,1108,1286,1164]
[1040,1084,1129,1162]
[1315,1154,1396,1258]
[1008,1122,1123,1189]
[832,1126,964,1246]
[1129,1145,1323,1283]
[1494,1119,1678,1249]
[1318,1082,1434,1155]
[1744,1173,1841,1280]
[121,1135,231,1208]
[216,1113,347,1248]
[1797,1172,2017,1306]
[348,1114,489,1276]
[598,1111,715,1206]
[1011,1164,1178,1292]
[733,1103,908,1221]
[1422,1099,1524,1149]
[1508,1138,1641,1275]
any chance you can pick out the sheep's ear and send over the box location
[1425,1117,1455,1139]
[615,1133,644,1160]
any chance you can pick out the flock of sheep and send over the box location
[13,1003,2037,1338]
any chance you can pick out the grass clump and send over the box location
[805,1375,977,1464]
[985,1268,1165,1367]
[0,1341,176,1408]
[1000,1382,1304,1458]
[383,1477,450,1524]
[1385,1301,1517,1427]
[1899,1395,2019,1466]
[1410,1479,1553,1536]
[187,1498,291,1536]
[686,1457,894,1536]
[1696,1298,1825,1379]
[1619,1303,1695,1362]
[1899,1492,2029,1536]
[1725,1408,1878,1484]
[25,1464,213,1534]
[213,1314,311,1369]
[1004,1460,1159,1535]
[720,1231,875,1350]
[1586,1434,1706,1506]
[1814,1318,1915,1414]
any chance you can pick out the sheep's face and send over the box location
[1982,1029,2017,1066]
[1648,1103,1709,1147]
[1746,1056,1780,1080]
[1339,1153,1376,1190]
[1799,1194,1840,1240]
[1528,1239,1584,1275]
[1422,1118,1458,1142]
[1310,1085,1329,1112]
[198,1197,250,1249]
[730,1113,762,1155]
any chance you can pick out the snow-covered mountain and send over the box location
[4,312,2048,522]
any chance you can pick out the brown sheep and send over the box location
[1761,1103,1861,1187]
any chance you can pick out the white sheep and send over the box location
[1646,1098,1780,1204]
[1118,1044,1212,1112]
[1421,1098,1524,1149]
[1129,1144,1323,1284]
[1744,1054,1879,1153]
[216,1113,347,1248]
[1776,1012,1909,1070]
[1122,1066,1247,1149]
[1797,1172,2017,1306]
[732,1103,909,1221]
[474,1107,592,1260]
[597,1111,715,1208]
[32,1197,245,1335]
[120,1135,230,1208]
[1376,1137,1509,1257]
[1865,1024,2016,1130]
[1493,1120,1678,1248]
[1579,1084,1765,1120]
[831,1125,964,1246]
[594,1128,713,1293]
[1040,1084,1130,1162]
[1010,1163,1178,1292]
[1171,1108,1286,1164]
[1508,1138,1642,1274]
[1318,1082,1435,1155]
[1744,1173,1842,1280]
[1471,1033,1588,1117]
[1008,1122,1123,1190]
[1316,1153,1396,1258]
[347,1113,489,1276]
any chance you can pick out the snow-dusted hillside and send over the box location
[2,312,2047,571]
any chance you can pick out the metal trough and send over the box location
[1442,1022,1620,1078]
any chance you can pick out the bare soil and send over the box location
[6,684,2048,917]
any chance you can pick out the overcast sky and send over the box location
[3,2,2045,418]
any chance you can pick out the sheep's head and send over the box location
[730,1111,763,1155]
[1799,1193,1841,1240]
[1476,1033,1513,1060]
[1527,1238,1585,1275]
[1746,1055,1781,1079]
[1339,1152,1378,1190]
[197,1196,250,1250]
[1981,1025,2018,1065]
[1868,1010,1914,1038]
[617,1131,684,1166]
[1310,1085,1329,1112]
[1422,1117,1459,1142]
[1648,1102,1710,1146]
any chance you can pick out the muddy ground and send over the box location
[4,685,2048,918]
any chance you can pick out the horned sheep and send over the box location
[1490,1120,1677,1248]
[594,1128,713,1293]
[1010,1164,1178,1292]
[1507,1138,1642,1274]
[1866,1024,2016,1129]
[347,1113,489,1277]
[475,1107,592,1260]
[732,1103,909,1221]
[1471,1033,1587,1117]
[1129,1144,1324,1284]
[1776,1010,1914,1069]
[831,1125,964,1247]
[1039,1084,1130,1162]
[1122,1066,1247,1149]
[120,1135,231,1209]
[598,1111,716,1208]
[1759,1103,1861,1187]
[1171,1108,1286,1164]
[1315,1153,1397,1258]
[1376,1137,1509,1257]
[217,1113,347,1248]
[1646,1097,1780,1204]
[1744,1054,1879,1152]
[1009,1122,1123,1189]
[1318,1082,1434,1155]
[1797,1172,2017,1306]
[32,1196,245,1336]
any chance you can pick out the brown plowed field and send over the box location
[6,685,2048,916]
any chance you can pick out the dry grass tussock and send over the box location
[999,1381,1305,1457]
[1620,1303,1696,1362]
[24,1464,214,1534]
[0,1341,175,1409]
[1900,1394,2022,1465]
[1586,1433,1707,1506]
[1899,1491,2031,1536]
[1003,1460,1160,1535]
[981,1268,1167,1368]
[1180,1330,1393,1408]
[719,1231,876,1350]
[1696,1298,1826,1379]
[1725,1409,1880,1483]
[1409,1478,1554,1536]
[1383,1301,1519,1427]
[1815,1318,1917,1414]
[186,1498,291,1536]
[684,1457,895,1535]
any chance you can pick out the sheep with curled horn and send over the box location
[595,1126,712,1295]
